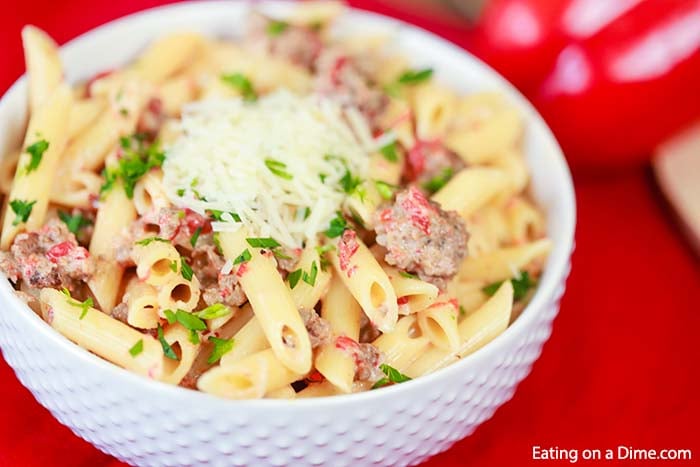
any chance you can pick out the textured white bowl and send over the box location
[0,2,575,466]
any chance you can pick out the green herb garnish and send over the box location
[246,237,281,249]
[190,227,202,248]
[288,269,302,289]
[398,270,418,279]
[482,271,535,301]
[375,181,396,200]
[24,138,49,174]
[60,288,93,320]
[302,261,318,287]
[267,20,289,36]
[157,324,179,360]
[209,210,241,223]
[99,134,165,198]
[180,257,193,281]
[135,237,169,246]
[264,158,293,180]
[163,309,177,324]
[9,199,36,225]
[379,140,398,162]
[398,68,433,84]
[422,167,453,194]
[221,73,257,101]
[129,339,144,357]
[372,363,412,389]
[57,210,92,235]
[207,336,234,364]
[195,303,232,320]
[233,249,252,265]
[324,212,347,238]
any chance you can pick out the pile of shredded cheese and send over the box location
[162,90,372,248]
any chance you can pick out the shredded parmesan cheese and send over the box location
[162,90,372,248]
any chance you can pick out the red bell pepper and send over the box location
[468,0,700,166]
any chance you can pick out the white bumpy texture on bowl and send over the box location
[0,2,575,466]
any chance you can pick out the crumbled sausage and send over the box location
[0,219,94,292]
[335,336,384,382]
[192,240,247,308]
[354,343,384,382]
[246,14,323,69]
[408,142,465,188]
[300,308,331,349]
[374,186,468,289]
[117,208,212,264]
[314,48,387,124]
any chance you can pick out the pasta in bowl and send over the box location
[0,1,575,465]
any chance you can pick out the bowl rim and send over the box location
[0,0,576,409]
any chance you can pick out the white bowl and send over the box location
[0,2,576,466]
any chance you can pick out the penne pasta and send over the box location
[22,25,63,114]
[1,84,72,249]
[327,231,398,332]
[458,239,552,282]
[219,228,312,375]
[405,280,514,378]
[39,288,164,379]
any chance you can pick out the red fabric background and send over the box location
[1,2,699,466]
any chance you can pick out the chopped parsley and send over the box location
[303,207,311,220]
[135,237,169,246]
[163,309,177,324]
[375,181,396,200]
[60,288,93,320]
[9,199,36,226]
[315,244,335,256]
[100,134,165,199]
[57,210,92,235]
[207,336,234,364]
[340,170,363,196]
[289,261,319,289]
[176,188,185,197]
[209,210,241,223]
[195,303,232,320]
[23,138,49,174]
[212,232,223,254]
[233,249,252,265]
[422,167,453,194]
[398,68,433,84]
[157,324,179,360]
[302,261,318,286]
[264,158,293,180]
[315,245,335,270]
[379,140,398,162]
[246,237,281,249]
[180,257,194,281]
[267,20,288,36]
[482,271,535,301]
[129,339,144,357]
[398,270,418,280]
[324,212,347,238]
[221,73,257,101]
[190,227,202,248]
[459,305,466,317]
[273,249,292,260]
[168,309,207,336]
[287,269,303,289]
[169,260,178,273]
[372,363,412,389]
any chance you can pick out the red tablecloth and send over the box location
[1,2,699,466]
